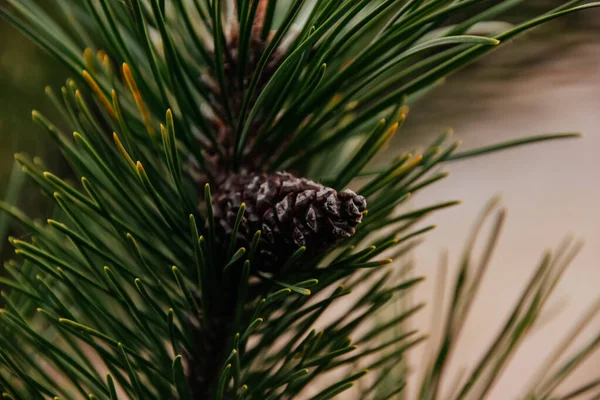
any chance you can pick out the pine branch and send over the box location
[0,1,598,399]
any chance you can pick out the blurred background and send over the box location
[1,2,599,399]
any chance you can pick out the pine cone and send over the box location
[213,172,367,271]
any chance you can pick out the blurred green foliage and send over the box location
[0,20,67,217]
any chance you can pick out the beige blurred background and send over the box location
[1,5,599,400]
[398,19,600,399]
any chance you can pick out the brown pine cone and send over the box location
[213,172,367,271]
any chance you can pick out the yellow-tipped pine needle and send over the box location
[102,53,113,76]
[392,105,409,124]
[392,154,423,177]
[83,48,95,73]
[113,133,136,170]
[386,122,399,139]
[136,161,145,175]
[382,121,400,149]
[123,63,154,136]
[96,50,108,63]
[82,70,116,119]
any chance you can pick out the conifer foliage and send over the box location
[0,0,599,399]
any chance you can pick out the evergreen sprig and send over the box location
[0,0,598,399]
